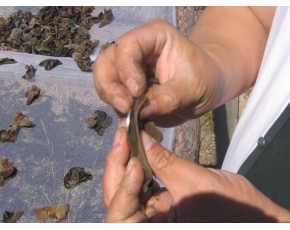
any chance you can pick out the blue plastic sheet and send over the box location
[0,6,176,222]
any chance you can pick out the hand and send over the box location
[93,19,223,127]
[103,125,290,222]
[93,7,275,127]
[103,123,173,222]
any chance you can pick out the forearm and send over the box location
[189,6,276,107]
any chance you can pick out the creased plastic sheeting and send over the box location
[0,7,176,222]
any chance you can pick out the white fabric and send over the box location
[222,6,290,173]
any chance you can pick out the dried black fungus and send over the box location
[39,58,62,70]
[0,129,17,143]
[85,110,112,136]
[22,64,36,80]
[0,7,113,72]
[34,204,69,223]
[0,57,17,65]
[25,85,41,105]
[0,111,34,143]
[0,158,17,187]
[64,167,93,189]
[97,9,114,28]
[2,211,23,223]
[99,41,115,54]
[12,111,34,128]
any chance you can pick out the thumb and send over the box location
[141,131,208,199]
[105,157,147,222]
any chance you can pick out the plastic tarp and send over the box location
[0,6,176,222]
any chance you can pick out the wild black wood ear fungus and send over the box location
[0,158,17,187]
[39,59,62,70]
[2,210,23,223]
[85,110,112,136]
[25,85,41,105]
[64,167,93,189]
[34,204,69,223]
[0,7,113,72]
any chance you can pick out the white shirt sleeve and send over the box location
[222,6,290,173]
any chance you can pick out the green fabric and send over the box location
[238,103,290,210]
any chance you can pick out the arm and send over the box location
[189,6,276,107]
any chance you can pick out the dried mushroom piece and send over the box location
[12,111,34,127]
[0,57,17,65]
[75,56,93,72]
[99,41,115,54]
[2,210,23,223]
[39,59,62,70]
[22,64,36,80]
[0,158,17,187]
[34,203,69,223]
[0,7,112,72]
[25,85,41,105]
[64,167,93,189]
[0,111,34,143]
[85,110,112,136]
[97,9,114,28]
[0,129,17,143]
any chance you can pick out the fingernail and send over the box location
[114,97,128,112]
[141,131,156,151]
[113,128,123,146]
[126,78,139,96]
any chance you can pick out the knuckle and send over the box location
[169,89,182,111]
[149,145,176,171]
[155,86,182,113]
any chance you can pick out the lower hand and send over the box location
[103,125,290,222]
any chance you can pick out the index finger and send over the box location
[114,19,177,97]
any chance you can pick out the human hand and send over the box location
[93,19,223,127]
[103,125,290,222]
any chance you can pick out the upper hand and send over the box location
[93,19,222,127]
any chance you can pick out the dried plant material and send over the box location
[12,111,34,127]
[0,57,16,65]
[99,41,115,54]
[2,210,23,223]
[97,9,114,28]
[34,203,69,223]
[85,110,112,136]
[0,7,111,72]
[0,158,17,187]
[75,56,93,72]
[22,64,36,80]
[0,129,17,143]
[39,59,62,70]
[25,85,41,105]
[0,111,34,143]
[64,167,93,189]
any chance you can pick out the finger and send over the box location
[103,126,129,207]
[145,188,173,222]
[141,70,203,120]
[93,46,133,114]
[105,157,147,223]
[141,131,213,200]
[114,19,173,97]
